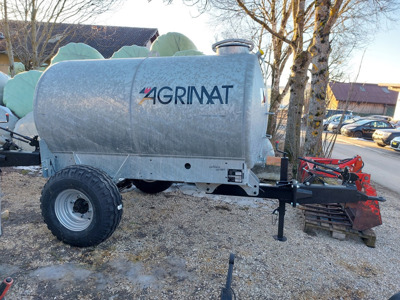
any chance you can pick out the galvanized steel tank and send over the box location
[34,41,271,192]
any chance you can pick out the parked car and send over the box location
[327,116,360,133]
[341,119,394,139]
[390,119,400,128]
[325,109,351,118]
[367,115,392,121]
[390,136,400,151]
[323,114,338,130]
[323,113,353,130]
[372,128,400,147]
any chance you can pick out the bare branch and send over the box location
[235,0,295,46]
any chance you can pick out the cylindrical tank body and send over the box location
[34,51,270,181]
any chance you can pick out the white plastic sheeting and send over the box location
[0,72,10,106]
[13,112,38,151]
[0,106,19,145]
[150,32,197,57]
[111,45,150,59]
[3,70,43,118]
[51,43,104,64]
[11,62,26,75]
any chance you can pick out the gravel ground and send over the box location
[0,167,399,299]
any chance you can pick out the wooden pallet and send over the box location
[300,204,376,247]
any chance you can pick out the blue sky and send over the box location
[350,29,400,84]
[97,0,400,84]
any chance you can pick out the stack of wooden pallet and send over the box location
[300,203,376,247]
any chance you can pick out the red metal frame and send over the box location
[299,155,364,180]
[299,155,382,231]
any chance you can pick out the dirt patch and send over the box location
[1,167,399,299]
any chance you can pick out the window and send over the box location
[381,87,390,94]
[354,119,370,125]
[375,121,389,128]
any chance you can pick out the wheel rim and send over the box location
[54,189,94,231]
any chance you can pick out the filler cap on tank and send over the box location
[212,39,254,55]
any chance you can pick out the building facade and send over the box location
[327,81,398,116]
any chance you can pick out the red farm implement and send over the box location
[299,155,382,231]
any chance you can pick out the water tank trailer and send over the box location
[3,39,384,247]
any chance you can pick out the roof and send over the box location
[329,81,399,105]
[0,21,159,59]
[379,83,400,93]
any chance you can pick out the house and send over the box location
[0,21,159,73]
[326,81,399,117]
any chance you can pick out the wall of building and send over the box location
[336,101,391,115]
[394,93,400,120]
[0,54,27,74]
[0,54,10,74]
[326,87,339,109]
[326,84,395,116]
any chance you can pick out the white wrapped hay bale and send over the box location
[0,106,19,145]
[111,45,150,59]
[150,32,197,57]
[13,112,38,151]
[0,72,10,106]
[51,43,104,64]
[3,70,42,118]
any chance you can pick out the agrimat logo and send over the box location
[139,85,234,105]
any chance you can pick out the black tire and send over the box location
[132,180,172,194]
[40,165,123,247]
[377,143,386,147]
[353,131,363,138]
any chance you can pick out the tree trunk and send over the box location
[3,0,15,77]
[303,0,332,157]
[267,66,284,144]
[266,19,292,145]
[284,50,310,176]
[30,1,39,69]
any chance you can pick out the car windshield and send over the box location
[329,114,351,122]
[327,115,339,121]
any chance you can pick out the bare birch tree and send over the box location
[282,0,313,175]
[303,0,399,157]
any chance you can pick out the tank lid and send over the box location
[212,39,254,55]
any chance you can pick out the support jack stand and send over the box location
[273,141,289,242]
[273,200,287,242]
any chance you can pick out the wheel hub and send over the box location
[54,189,94,231]
[73,198,89,214]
